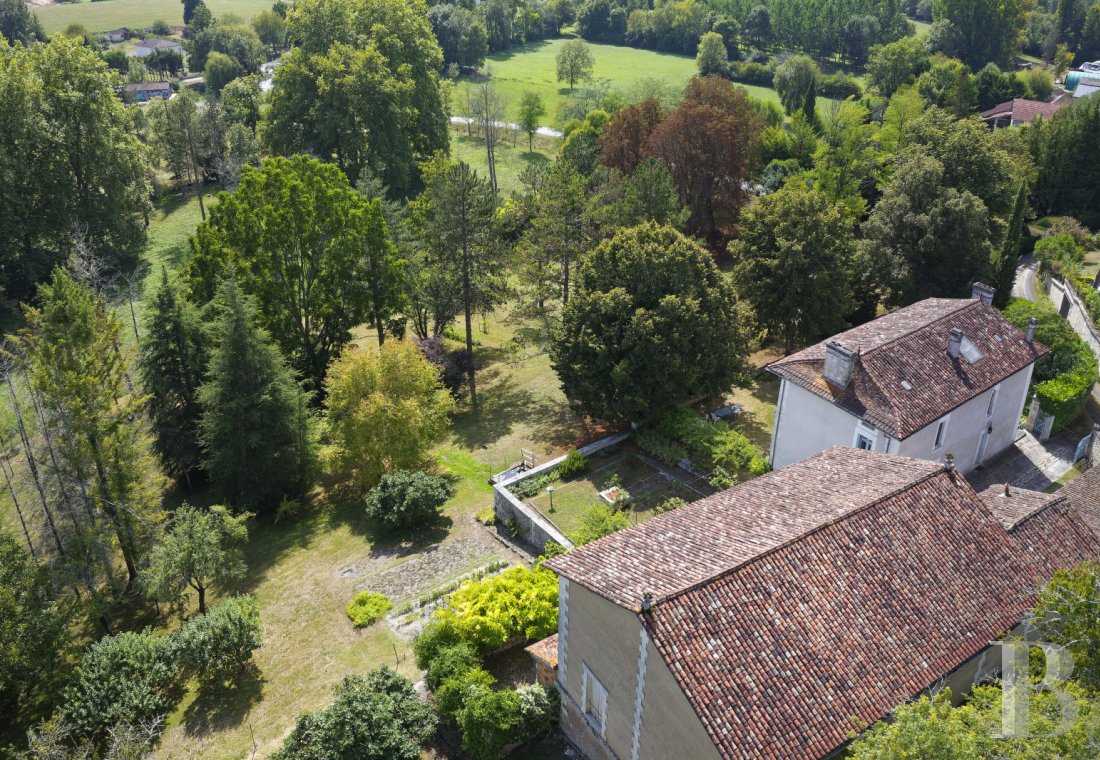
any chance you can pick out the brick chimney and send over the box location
[947,328,964,360]
[971,282,995,306]
[823,341,858,389]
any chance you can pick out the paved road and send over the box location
[450,116,563,138]
[1013,255,1038,302]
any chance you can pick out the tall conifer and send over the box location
[198,278,316,511]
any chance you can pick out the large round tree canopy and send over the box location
[551,223,753,423]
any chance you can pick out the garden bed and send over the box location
[523,446,709,539]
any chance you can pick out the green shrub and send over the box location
[538,540,568,564]
[62,630,178,743]
[346,591,393,628]
[414,621,462,670]
[729,60,775,86]
[432,566,558,654]
[572,504,632,546]
[436,666,495,720]
[1003,298,1097,428]
[818,71,863,99]
[635,429,688,466]
[425,643,479,692]
[654,497,687,515]
[556,449,588,480]
[653,407,769,479]
[510,472,553,499]
[1074,276,1100,326]
[1035,233,1085,278]
[460,688,525,760]
[475,507,496,526]
[174,595,263,682]
[517,683,560,739]
[274,667,437,760]
[364,470,453,533]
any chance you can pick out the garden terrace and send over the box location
[508,442,708,543]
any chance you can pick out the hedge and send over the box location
[1003,298,1097,429]
[721,63,862,100]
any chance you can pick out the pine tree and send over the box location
[197,278,317,511]
[139,270,208,488]
[408,158,506,410]
[993,183,1027,309]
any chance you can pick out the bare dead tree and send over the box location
[118,264,148,344]
[467,76,507,194]
[1,442,36,559]
[1,347,67,562]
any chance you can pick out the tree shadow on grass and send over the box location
[182,664,266,737]
[235,492,338,593]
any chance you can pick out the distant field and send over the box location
[35,0,273,34]
[909,17,932,38]
[459,37,782,126]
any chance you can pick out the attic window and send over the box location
[959,336,984,363]
[900,380,913,391]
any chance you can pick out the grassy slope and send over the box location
[461,37,781,127]
[448,125,557,197]
[35,0,273,34]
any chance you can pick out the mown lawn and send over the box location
[153,310,595,758]
[459,37,782,126]
[524,450,705,538]
[449,124,558,197]
[36,0,273,34]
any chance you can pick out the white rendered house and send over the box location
[768,285,1048,474]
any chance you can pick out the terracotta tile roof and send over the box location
[525,633,558,667]
[980,98,1067,124]
[547,448,1098,759]
[768,299,1048,439]
[1057,467,1100,540]
[1008,499,1100,582]
[544,447,943,610]
[979,483,1059,529]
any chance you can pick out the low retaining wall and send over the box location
[1047,275,1100,361]
[493,432,631,553]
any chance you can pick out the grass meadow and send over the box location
[35,0,273,34]
[458,37,782,127]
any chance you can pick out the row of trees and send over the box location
[576,0,911,61]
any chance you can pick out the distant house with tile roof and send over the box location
[538,447,1099,760]
[767,284,1048,473]
[122,81,172,103]
[134,37,183,58]
[980,97,1068,128]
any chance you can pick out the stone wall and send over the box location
[1047,276,1100,361]
[493,432,631,554]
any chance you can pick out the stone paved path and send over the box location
[967,429,1078,493]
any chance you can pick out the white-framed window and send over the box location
[933,415,950,451]
[986,384,1000,418]
[581,663,608,738]
[852,421,877,451]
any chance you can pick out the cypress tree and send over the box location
[993,183,1027,309]
[139,269,208,488]
[197,277,317,511]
